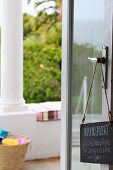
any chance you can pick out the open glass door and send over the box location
[61,0,113,170]
[71,1,105,169]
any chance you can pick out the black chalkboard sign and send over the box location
[80,121,113,164]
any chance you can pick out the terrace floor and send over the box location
[24,157,60,170]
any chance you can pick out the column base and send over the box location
[0,98,28,112]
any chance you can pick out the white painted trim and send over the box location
[60,0,68,168]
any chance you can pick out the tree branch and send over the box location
[35,0,55,7]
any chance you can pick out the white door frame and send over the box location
[61,0,113,170]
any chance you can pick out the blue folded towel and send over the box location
[0,129,9,138]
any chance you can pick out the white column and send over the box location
[0,0,27,112]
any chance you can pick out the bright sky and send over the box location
[22,0,36,15]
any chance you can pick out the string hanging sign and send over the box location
[80,59,113,164]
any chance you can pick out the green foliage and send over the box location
[23,12,61,103]
[71,43,102,115]
[23,14,36,37]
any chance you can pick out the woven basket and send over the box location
[0,133,31,170]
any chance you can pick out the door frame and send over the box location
[61,0,113,170]
[60,0,73,169]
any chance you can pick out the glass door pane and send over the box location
[71,0,105,169]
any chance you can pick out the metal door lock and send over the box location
[97,57,106,64]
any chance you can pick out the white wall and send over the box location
[0,110,61,160]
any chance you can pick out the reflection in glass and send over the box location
[71,0,105,169]
[72,0,105,115]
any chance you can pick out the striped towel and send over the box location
[37,110,61,121]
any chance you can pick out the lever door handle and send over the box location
[88,57,106,64]
[88,57,97,63]
[88,46,108,89]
